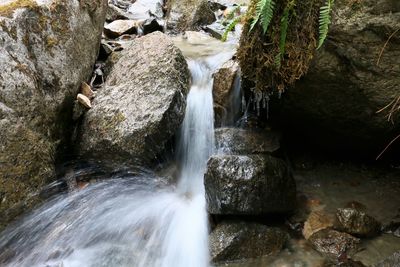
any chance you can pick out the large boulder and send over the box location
[215,127,280,155]
[276,0,400,154]
[166,0,216,32]
[204,155,296,215]
[0,0,107,229]
[79,32,189,166]
[209,221,288,262]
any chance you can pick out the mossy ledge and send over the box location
[0,0,38,18]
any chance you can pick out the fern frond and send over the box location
[249,0,275,33]
[221,15,242,42]
[318,0,334,49]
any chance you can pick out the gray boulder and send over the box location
[0,0,107,229]
[210,221,288,262]
[79,32,189,166]
[277,0,400,153]
[215,127,280,155]
[204,155,296,215]
[166,0,216,32]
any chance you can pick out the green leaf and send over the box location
[249,0,275,34]
[318,0,334,49]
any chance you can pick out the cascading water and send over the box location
[0,33,235,267]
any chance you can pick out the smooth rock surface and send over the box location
[336,208,381,237]
[0,0,107,229]
[79,32,189,166]
[205,154,296,215]
[209,221,288,262]
[215,127,280,155]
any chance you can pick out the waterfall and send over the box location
[0,47,233,267]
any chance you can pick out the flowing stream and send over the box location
[0,33,235,267]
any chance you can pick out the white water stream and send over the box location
[0,32,236,267]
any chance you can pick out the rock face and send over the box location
[309,229,360,261]
[336,208,381,237]
[277,0,400,154]
[204,155,296,215]
[0,0,107,229]
[79,32,189,166]
[215,127,280,155]
[166,0,216,32]
[209,222,288,262]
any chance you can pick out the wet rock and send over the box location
[212,59,239,125]
[0,0,107,229]
[275,0,400,153]
[373,251,400,267]
[104,20,138,38]
[309,229,360,261]
[79,32,189,166]
[336,208,381,237]
[167,0,216,32]
[205,155,296,215]
[210,221,288,262]
[303,210,336,240]
[215,127,280,155]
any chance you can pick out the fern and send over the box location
[250,0,276,34]
[221,15,243,42]
[318,0,334,49]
